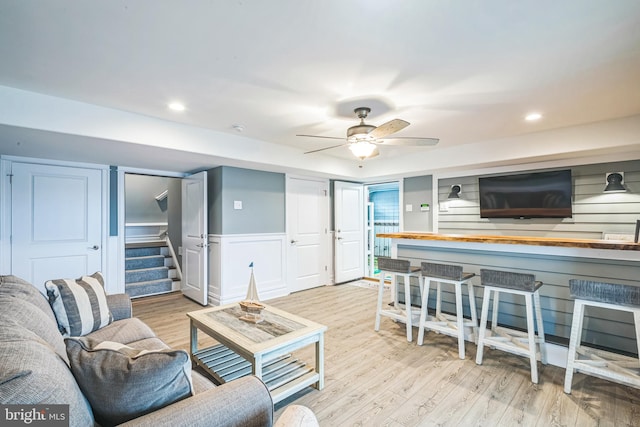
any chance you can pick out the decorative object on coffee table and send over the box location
[239,262,264,323]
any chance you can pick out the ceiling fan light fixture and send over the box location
[349,140,376,160]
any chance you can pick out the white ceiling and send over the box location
[1,1,639,179]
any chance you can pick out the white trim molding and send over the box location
[208,233,288,305]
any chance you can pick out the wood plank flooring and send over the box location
[132,282,640,426]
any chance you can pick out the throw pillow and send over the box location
[45,272,113,336]
[65,337,194,426]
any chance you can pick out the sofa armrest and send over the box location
[107,293,132,320]
[119,376,273,427]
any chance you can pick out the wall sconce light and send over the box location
[604,172,627,193]
[448,184,462,199]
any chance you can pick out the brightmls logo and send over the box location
[1,405,68,426]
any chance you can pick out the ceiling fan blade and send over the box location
[368,119,409,139]
[304,142,348,154]
[296,134,345,141]
[379,137,440,146]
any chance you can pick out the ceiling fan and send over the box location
[297,107,439,160]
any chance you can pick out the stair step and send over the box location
[125,255,166,270]
[126,266,169,284]
[125,278,173,298]
[125,246,165,257]
[126,241,167,248]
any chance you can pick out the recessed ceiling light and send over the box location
[525,112,542,121]
[168,102,186,112]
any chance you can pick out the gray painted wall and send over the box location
[208,167,224,235]
[125,174,169,223]
[208,166,285,235]
[167,178,182,268]
[403,175,433,232]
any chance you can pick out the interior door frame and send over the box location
[365,180,403,278]
[117,167,187,294]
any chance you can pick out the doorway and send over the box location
[123,173,182,298]
[366,182,400,278]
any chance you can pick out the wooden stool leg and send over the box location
[564,299,585,394]
[525,293,539,384]
[476,287,492,365]
[455,282,465,359]
[374,273,386,331]
[533,290,547,365]
[404,274,413,342]
[467,283,478,344]
[417,278,431,346]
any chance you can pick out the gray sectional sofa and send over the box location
[0,275,316,426]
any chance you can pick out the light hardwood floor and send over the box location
[132,282,640,427]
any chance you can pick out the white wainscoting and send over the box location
[207,233,288,306]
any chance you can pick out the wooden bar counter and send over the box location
[377,232,640,360]
[377,232,640,252]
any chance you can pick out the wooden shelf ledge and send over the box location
[376,232,640,251]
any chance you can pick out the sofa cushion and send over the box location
[65,336,194,426]
[0,276,69,364]
[45,272,113,336]
[86,317,157,345]
[0,324,94,427]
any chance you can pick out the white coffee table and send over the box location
[187,303,327,403]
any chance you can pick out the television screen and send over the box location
[479,170,572,218]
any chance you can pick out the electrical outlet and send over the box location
[234,200,243,210]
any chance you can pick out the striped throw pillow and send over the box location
[45,272,113,336]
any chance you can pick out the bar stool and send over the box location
[417,262,477,359]
[374,257,422,342]
[564,279,640,394]
[475,269,547,383]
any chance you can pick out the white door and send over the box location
[334,181,365,283]
[286,176,329,293]
[11,162,103,294]
[181,171,208,305]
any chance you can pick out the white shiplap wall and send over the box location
[396,160,640,356]
[437,160,640,239]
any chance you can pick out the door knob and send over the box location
[290,240,298,244]
[88,245,99,250]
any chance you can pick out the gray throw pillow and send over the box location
[65,337,194,426]
[45,272,113,336]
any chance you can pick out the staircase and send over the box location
[125,242,179,298]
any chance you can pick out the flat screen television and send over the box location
[479,169,572,218]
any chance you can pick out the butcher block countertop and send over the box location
[376,232,640,251]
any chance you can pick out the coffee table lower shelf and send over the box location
[193,343,319,403]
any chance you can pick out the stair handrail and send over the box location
[165,235,183,281]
